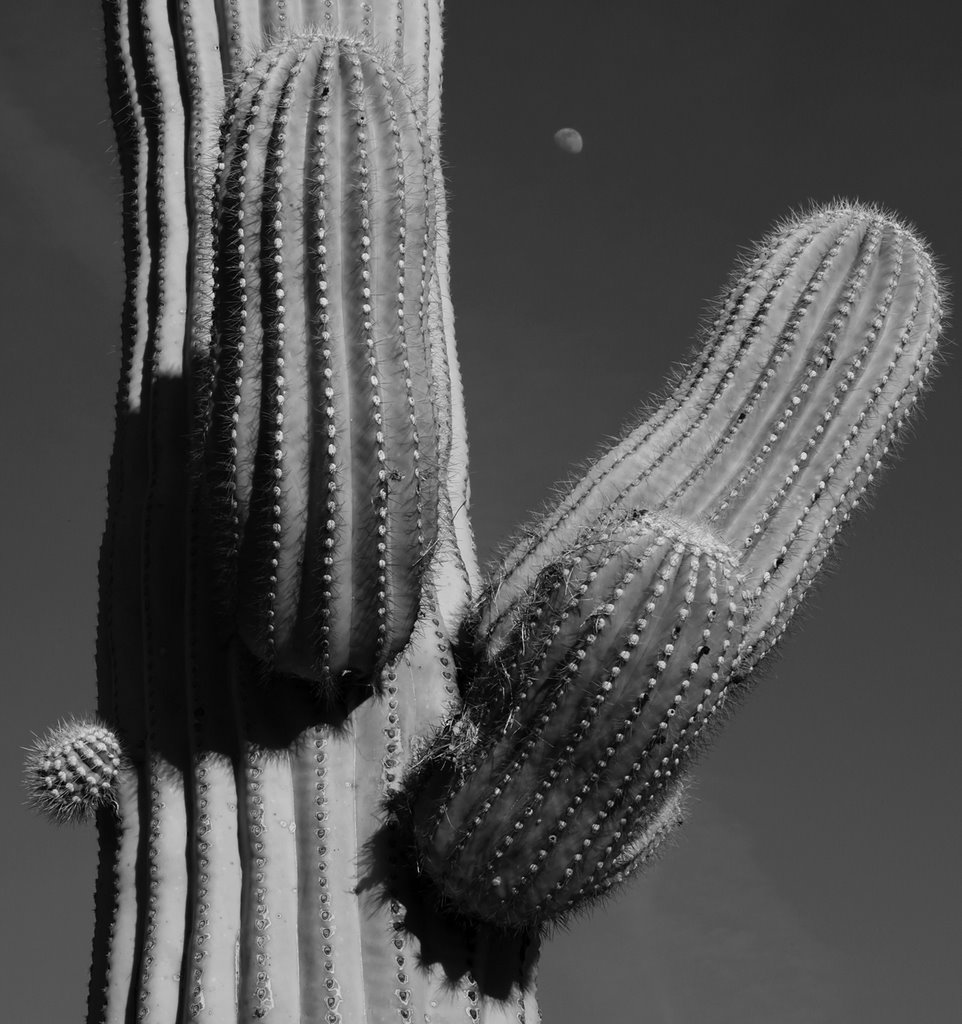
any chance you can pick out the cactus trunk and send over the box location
[90,1,535,1021]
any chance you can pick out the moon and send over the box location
[553,127,583,154]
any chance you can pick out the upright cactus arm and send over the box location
[202,33,443,684]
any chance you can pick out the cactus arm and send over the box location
[481,208,941,659]
[407,205,944,932]
[482,208,843,636]
[203,35,446,682]
[713,224,941,662]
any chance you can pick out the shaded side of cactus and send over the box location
[407,510,748,926]
[202,33,442,685]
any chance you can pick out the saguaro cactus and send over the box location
[25,1,945,1021]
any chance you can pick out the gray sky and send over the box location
[2,1,960,1021]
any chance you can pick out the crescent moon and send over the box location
[553,127,584,154]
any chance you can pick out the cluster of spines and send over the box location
[25,719,123,824]
[202,32,441,686]
[409,510,748,926]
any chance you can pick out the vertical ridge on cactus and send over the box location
[92,17,151,1016]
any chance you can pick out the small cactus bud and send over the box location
[407,509,749,926]
[25,719,124,824]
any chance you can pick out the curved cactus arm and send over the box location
[482,208,845,633]
[482,205,942,667]
[201,34,443,685]
[406,204,944,931]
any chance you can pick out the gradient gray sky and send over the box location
[2,2,960,1021]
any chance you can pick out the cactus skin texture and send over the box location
[22,0,946,1020]
[203,34,442,685]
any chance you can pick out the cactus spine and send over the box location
[24,0,945,1020]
